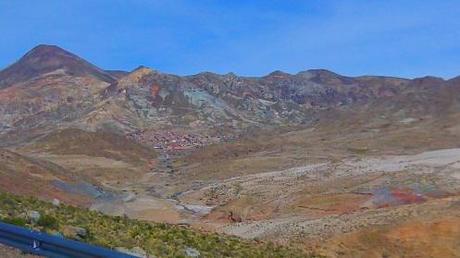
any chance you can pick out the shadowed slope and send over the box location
[24,128,157,165]
[0,149,91,205]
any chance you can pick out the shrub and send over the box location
[2,217,27,226]
[37,214,58,229]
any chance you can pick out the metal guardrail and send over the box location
[0,221,138,257]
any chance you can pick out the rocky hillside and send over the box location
[1,45,459,147]
[0,192,316,258]
[0,45,119,145]
[1,45,460,257]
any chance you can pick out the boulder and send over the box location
[52,199,61,207]
[62,225,87,239]
[185,246,200,257]
[27,211,41,223]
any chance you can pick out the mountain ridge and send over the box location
[0,44,459,143]
[1,44,458,87]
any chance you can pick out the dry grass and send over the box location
[23,128,157,165]
[0,149,90,205]
[0,192,319,258]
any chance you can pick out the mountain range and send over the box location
[2,45,460,257]
[1,44,460,146]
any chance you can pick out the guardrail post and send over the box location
[32,239,40,250]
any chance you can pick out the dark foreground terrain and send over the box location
[0,192,314,257]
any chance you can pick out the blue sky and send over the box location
[0,0,459,78]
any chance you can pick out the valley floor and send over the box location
[79,146,460,257]
[4,116,460,257]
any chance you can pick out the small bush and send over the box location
[37,215,58,229]
[2,217,27,226]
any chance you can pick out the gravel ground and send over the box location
[0,244,41,258]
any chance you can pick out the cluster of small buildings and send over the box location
[127,130,215,151]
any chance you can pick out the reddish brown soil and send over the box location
[320,216,460,258]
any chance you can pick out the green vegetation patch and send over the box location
[0,192,318,257]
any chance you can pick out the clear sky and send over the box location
[0,0,459,78]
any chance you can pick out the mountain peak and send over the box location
[20,44,90,68]
[296,69,354,85]
[263,70,291,79]
[129,65,155,75]
[298,69,341,77]
[131,65,155,74]
[0,44,115,89]
[24,44,69,56]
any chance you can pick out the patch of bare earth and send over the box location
[0,244,41,258]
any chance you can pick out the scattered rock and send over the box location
[228,211,242,223]
[115,247,149,258]
[131,247,148,257]
[62,225,87,239]
[185,246,200,257]
[177,220,192,227]
[27,211,41,223]
[52,198,61,207]
[122,193,136,202]
[52,232,64,238]
[115,247,137,257]
[399,117,417,124]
